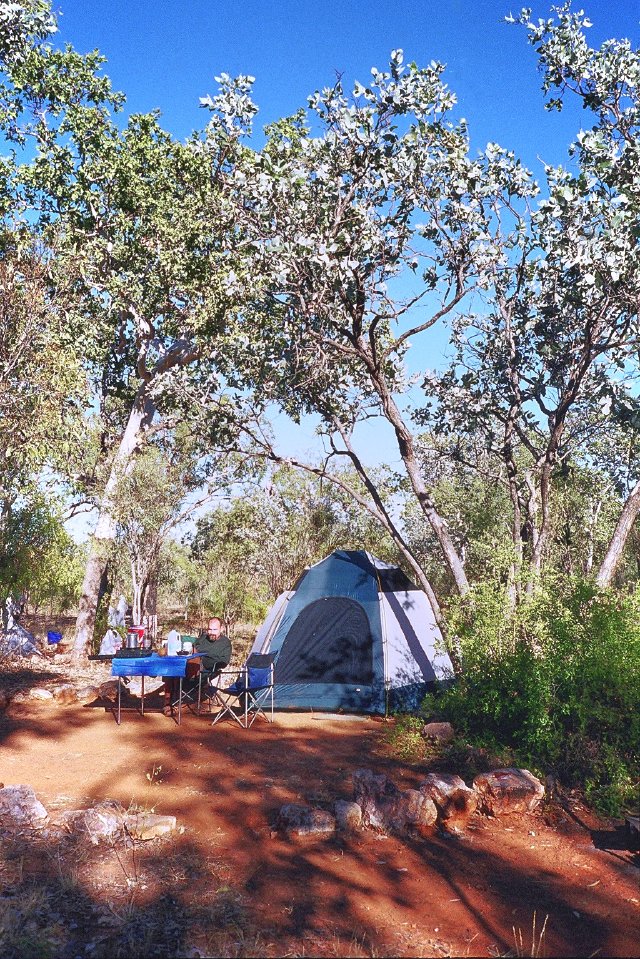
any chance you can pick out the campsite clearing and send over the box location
[0,667,638,958]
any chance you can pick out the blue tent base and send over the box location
[272,680,436,715]
[273,682,382,714]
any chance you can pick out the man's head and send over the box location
[207,617,223,638]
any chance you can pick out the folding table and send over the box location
[110,653,201,725]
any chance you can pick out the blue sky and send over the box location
[48,0,639,528]
[56,0,638,171]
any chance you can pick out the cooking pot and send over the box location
[125,632,139,649]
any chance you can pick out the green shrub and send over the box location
[385,715,426,762]
[425,579,640,816]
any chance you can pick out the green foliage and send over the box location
[189,465,399,615]
[29,531,85,614]
[0,491,83,611]
[424,579,640,815]
[385,715,425,763]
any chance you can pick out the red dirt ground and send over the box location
[1,660,639,958]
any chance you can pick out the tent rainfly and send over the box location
[250,550,453,714]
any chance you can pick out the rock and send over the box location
[419,773,478,827]
[69,802,125,844]
[98,680,121,702]
[421,721,455,743]
[126,677,163,698]
[334,799,362,832]
[473,768,545,816]
[277,803,336,837]
[353,768,437,833]
[54,803,177,844]
[29,687,54,701]
[75,685,99,704]
[0,785,48,825]
[52,684,78,705]
[124,813,177,841]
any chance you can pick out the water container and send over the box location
[47,631,63,645]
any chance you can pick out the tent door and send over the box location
[275,597,374,686]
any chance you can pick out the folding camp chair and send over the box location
[211,653,276,728]
[195,656,229,714]
[169,656,202,715]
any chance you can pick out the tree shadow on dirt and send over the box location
[4,697,640,957]
[0,826,262,959]
[553,789,640,874]
[590,824,640,869]
[46,713,637,958]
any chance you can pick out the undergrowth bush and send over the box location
[385,715,425,762]
[423,578,640,816]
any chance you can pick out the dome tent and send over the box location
[250,550,453,714]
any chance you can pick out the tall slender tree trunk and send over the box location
[143,571,158,641]
[530,473,550,580]
[367,366,470,597]
[72,387,156,661]
[584,497,602,575]
[596,478,640,588]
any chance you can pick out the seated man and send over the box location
[195,616,232,676]
[162,617,231,716]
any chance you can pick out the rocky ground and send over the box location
[0,640,638,958]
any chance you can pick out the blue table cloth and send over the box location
[110,653,201,724]
[111,652,200,678]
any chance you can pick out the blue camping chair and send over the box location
[211,653,276,728]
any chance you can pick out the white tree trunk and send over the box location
[596,479,640,588]
[72,388,155,660]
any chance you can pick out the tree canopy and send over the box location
[0,1,638,664]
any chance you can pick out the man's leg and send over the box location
[163,678,178,715]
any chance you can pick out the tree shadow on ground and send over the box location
[590,824,640,868]
[3,701,640,957]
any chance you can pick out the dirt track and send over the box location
[1,675,639,958]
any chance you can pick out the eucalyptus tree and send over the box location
[0,240,88,510]
[0,2,260,657]
[111,431,254,634]
[418,7,639,591]
[207,49,538,620]
[524,5,640,586]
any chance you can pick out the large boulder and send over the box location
[277,803,336,837]
[72,802,125,844]
[353,768,437,833]
[98,680,121,702]
[419,773,478,827]
[51,684,78,705]
[0,785,48,826]
[53,803,178,844]
[75,685,99,704]
[473,768,545,816]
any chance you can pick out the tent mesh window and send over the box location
[275,597,374,686]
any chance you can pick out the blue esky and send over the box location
[47,0,638,534]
